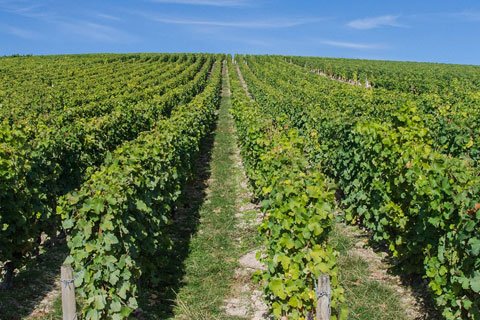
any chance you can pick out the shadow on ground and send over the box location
[0,240,67,320]
[135,124,216,319]
[385,255,442,320]
[333,219,442,320]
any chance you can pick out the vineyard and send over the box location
[0,53,479,320]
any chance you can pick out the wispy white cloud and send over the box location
[452,11,480,21]
[0,1,53,19]
[0,1,134,43]
[96,13,121,21]
[397,11,480,25]
[150,0,251,7]
[147,15,321,28]
[320,40,386,50]
[60,20,134,42]
[3,25,38,39]
[347,15,404,30]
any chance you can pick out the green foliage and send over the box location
[290,55,480,166]
[228,59,346,319]
[326,107,480,318]
[2,52,479,319]
[58,59,222,319]
[0,123,35,264]
[290,55,480,95]
[237,54,480,319]
[0,54,214,277]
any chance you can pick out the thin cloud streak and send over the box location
[0,2,132,43]
[3,25,38,39]
[150,0,251,7]
[148,15,322,28]
[0,1,53,19]
[399,11,480,24]
[60,20,134,43]
[452,11,480,21]
[96,13,121,21]
[347,15,404,30]
[321,40,386,50]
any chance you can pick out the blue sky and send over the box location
[1,0,480,64]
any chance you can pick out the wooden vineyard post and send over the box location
[61,264,77,320]
[316,274,331,320]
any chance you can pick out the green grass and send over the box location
[170,63,256,320]
[331,223,411,320]
[134,63,258,319]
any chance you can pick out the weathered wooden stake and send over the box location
[61,264,77,320]
[316,274,331,320]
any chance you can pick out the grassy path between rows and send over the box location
[331,220,439,320]
[332,222,413,320]
[169,62,260,319]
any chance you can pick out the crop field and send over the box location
[0,54,479,320]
